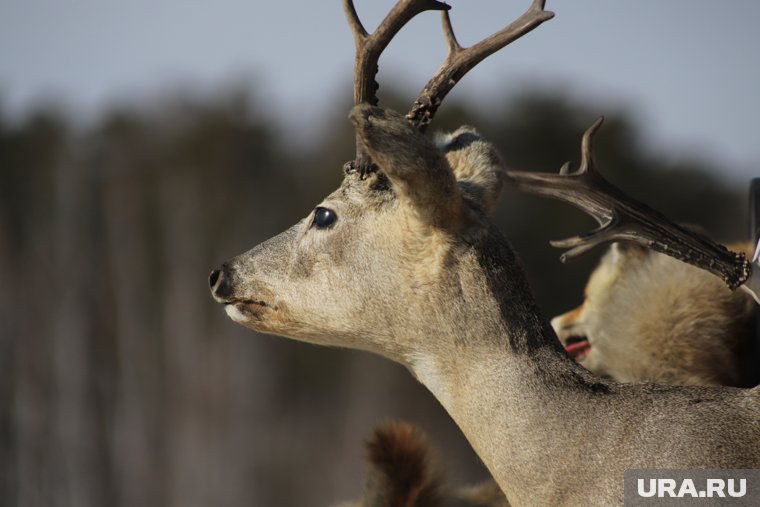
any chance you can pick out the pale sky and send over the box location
[1,0,758,182]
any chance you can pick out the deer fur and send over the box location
[343,242,757,505]
[352,242,758,506]
[335,422,509,507]
[336,421,444,507]
[348,241,758,506]
[553,241,758,387]
[210,106,760,505]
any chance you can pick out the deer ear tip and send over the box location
[432,130,455,149]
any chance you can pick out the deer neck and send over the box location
[404,229,614,504]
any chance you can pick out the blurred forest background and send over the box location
[0,82,750,507]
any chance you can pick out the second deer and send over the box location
[552,240,758,387]
[509,118,760,387]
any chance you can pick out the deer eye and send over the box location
[312,207,337,229]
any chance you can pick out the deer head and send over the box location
[209,106,510,361]
[209,0,554,363]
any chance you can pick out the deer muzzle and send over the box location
[209,262,278,327]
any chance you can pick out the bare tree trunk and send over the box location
[102,167,166,507]
[160,168,266,507]
[49,157,103,507]
[0,199,19,504]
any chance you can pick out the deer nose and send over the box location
[209,264,233,302]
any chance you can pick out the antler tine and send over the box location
[343,0,369,42]
[441,10,462,53]
[507,119,752,290]
[344,0,450,173]
[551,230,617,262]
[407,0,555,131]
[578,116,603,174]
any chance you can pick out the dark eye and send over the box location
[312,207,337,229]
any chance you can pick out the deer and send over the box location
[551,240,758,387]
[509,118,760,388]
[208,1,760,504]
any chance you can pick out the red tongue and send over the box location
[565,339,591,359]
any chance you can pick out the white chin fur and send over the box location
[225,304,250,323]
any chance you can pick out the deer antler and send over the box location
[343,0,451,173]
[507,117,752,291]
[407,0,554,132]
[344,0,555,174]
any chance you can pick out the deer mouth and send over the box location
[563,335,591,361]
[224,297,275,322]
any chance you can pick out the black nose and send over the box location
[209,264,233,302]
[209,269,221,289]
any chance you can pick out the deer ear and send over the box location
[350,106,465,229]
[434,127,505,215]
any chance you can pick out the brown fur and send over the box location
[553,242,758,387]
[364,422,442,507]
[337,422,509,507]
